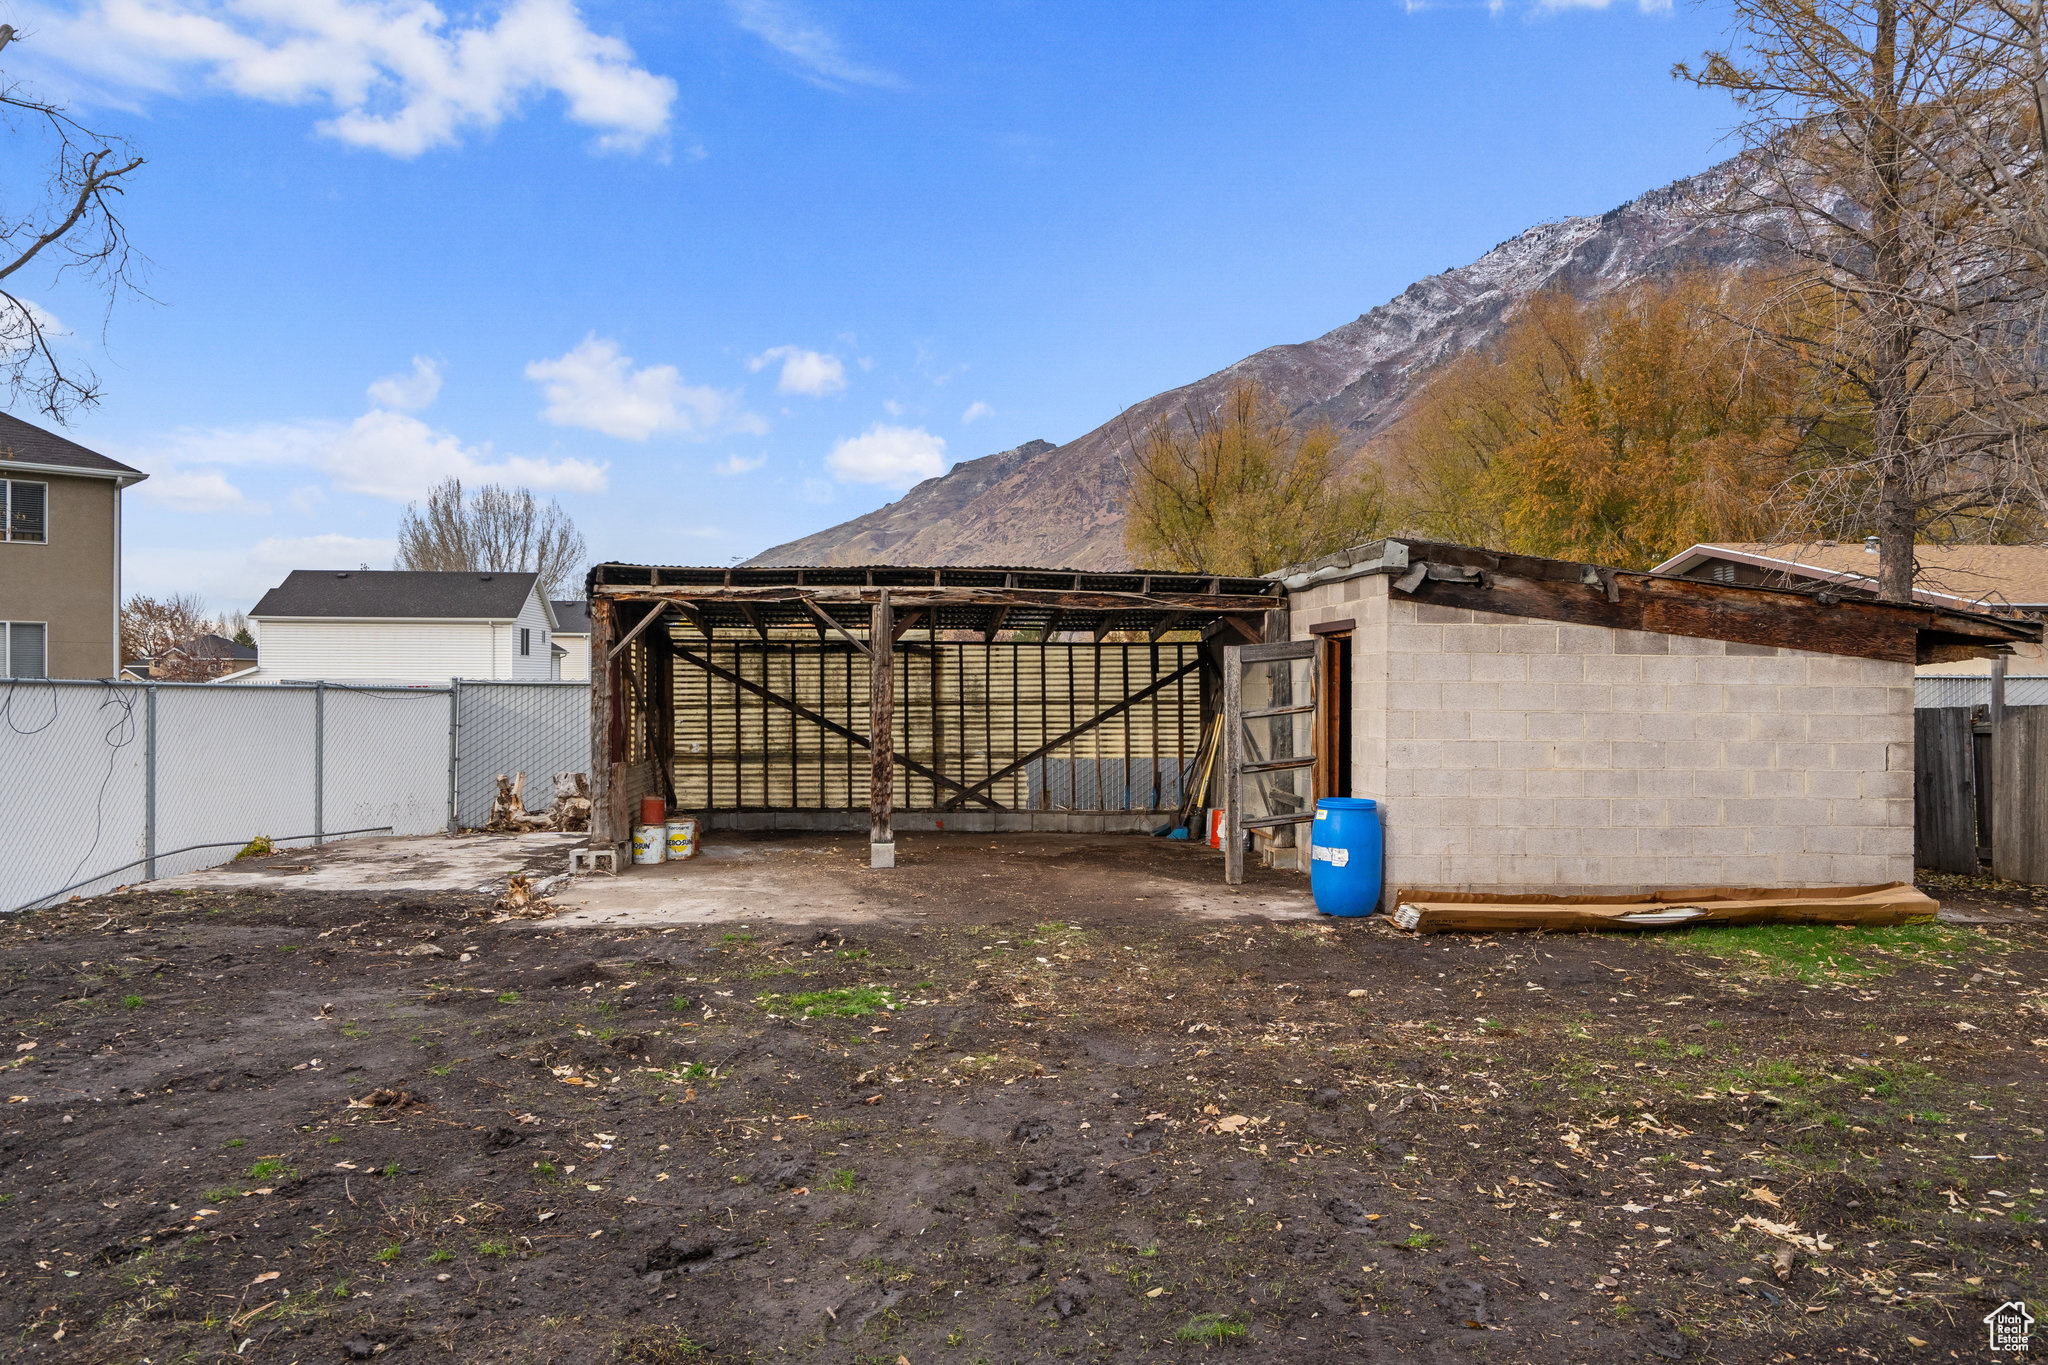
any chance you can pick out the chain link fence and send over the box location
[1914,675,2048,709]
[453,681,591,828]
[1,678,591,915]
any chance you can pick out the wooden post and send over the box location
[870,590,895,867]
[1223,642,1243,886]
[589,597,617,850]
[1988,655,2008,855]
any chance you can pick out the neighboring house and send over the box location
[238,571,558,685]
[0,411,147,679]
[1654,540,2048,675]
[550,599,590,681]
[123,633,257,682]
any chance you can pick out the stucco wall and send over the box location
[0,472,118,678]
[1289,573,1916,898]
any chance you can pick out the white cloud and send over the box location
[367,355,443,410]
[799,476,835,503]
[715,452,767,476]
[136,466,267,515]
[330,409,608,501]
[746,345,847,397]
[826,423,946,487]
[119,409,607,504]
[881,398,905,417]
[126,531,398,608]
[960,400,992,424]
[33,0,677,157]
[527,335,764,441]
[727,0,898,89]
[248,532,395,574]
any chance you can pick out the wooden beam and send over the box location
[944,658,1201,807]
[1147,612,1187,642]
[1092,618,1117,643]
[734,602,770,642]
[890,609,925,643]
[799,596,870,656]
[981,605,1010,643]
[606,602,668,662]
[667,642,1001,810]
[595,584,1282,615]
[588,598,620,849]
[1400,567,1927,663]
[1205,615,1261,645]
[871,592,896,856]
[1032,609,1065,643]
[669,600,713,640]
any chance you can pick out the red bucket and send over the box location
[639,796,667,827]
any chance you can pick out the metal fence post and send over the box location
[447,679,460,836]
[144,683,158,881]
[314,681,326,846]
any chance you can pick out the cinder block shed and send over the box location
[1275,539,2039,901]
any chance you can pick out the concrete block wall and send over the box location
[1287,574,1916,897]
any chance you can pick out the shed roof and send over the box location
[1655,541,2048,611]
[253,570,545,622]
[586,561,1282,641]
[0,411,146,483]
[1278,538,2040,665]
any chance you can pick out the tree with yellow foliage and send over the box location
[1386,277,1804,569]
[1122,383,1388,575]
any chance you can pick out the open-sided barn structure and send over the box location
[586,540,2039,899]
[583,563,1283,864]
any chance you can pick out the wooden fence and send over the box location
[1914,702,2048,884]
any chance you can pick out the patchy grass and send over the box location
[770,985,898,1019]
[1659,922,1984,983]
[1174,1312,1247,1345]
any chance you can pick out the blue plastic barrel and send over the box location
[1309,798,1382,917]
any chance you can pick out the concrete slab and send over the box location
[539,832,1318,930]
[149,831,585,895]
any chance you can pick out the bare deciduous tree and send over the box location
[395,478,588,598]
[1679,0,2048,600]
[0,25,146,420]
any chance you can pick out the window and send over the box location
[1710,562,1736,584]
[519,626,531,656]
[2,622,46,677]
[2,480,47,543]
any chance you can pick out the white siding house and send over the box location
[550,600,590,681]
[236,571,560,685]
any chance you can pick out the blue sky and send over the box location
[8,0,1742,610]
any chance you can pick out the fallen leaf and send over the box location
[1147,1287,1165,1298]
[251,1271,281,1284]
[1749,1186,1783,1208]
[1215,1115,1251,1134]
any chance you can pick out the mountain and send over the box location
[749,160,1764,570]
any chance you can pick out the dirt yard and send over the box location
[1,835,2042,1364]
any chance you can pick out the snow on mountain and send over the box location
[749,159,1763,570]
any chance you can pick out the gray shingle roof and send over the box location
[550,599,590,634]
[252,570,541,620]
[0,411,145,480]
